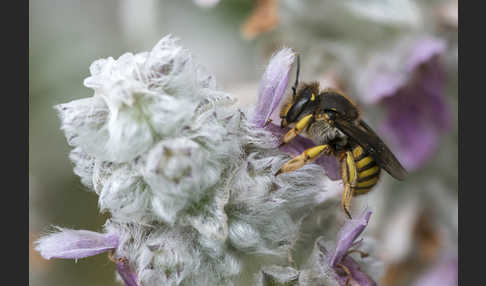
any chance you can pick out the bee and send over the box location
[275,55,407,219]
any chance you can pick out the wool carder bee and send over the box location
[275,55,407,218]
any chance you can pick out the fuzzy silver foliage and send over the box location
[53,35,376,286]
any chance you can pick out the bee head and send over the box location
[280,82,319,128]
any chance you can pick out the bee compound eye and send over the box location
[287,96,309,123]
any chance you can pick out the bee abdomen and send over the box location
[352,145,380,195]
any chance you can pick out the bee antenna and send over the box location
[292,53,300,98]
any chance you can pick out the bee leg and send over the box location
[276,144,332,175]
[108,250,116,263]
[279,100,293,128]
[346,249,369,259]
[342,184,355,219]
[341,151,358,219]
[336,263,353,286]
[279,114,313,146]
[108,250,128,264]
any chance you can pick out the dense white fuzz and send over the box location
[53,35,366,285]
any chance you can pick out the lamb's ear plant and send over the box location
[36,35,379,286]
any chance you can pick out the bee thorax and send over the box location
[306,121,347,146]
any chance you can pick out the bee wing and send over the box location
[334,118,408,180]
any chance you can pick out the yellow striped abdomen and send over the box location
[351,145,380,195]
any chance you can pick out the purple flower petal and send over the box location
[329,210,375,286]
[116,259,139,286]
[363,37,451,170]
[330,210,372,267]
[315,211,376,286]
[311,151,341,181]
[252,48,295,128]
[35,228,118,260]
[335,256,377,286]
[413,254,458,286]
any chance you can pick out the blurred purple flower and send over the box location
[329,210,377,286]
[413,254,458,286]
[362,37,451,171]
[35,228,138,286]
[252,48,341,179]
